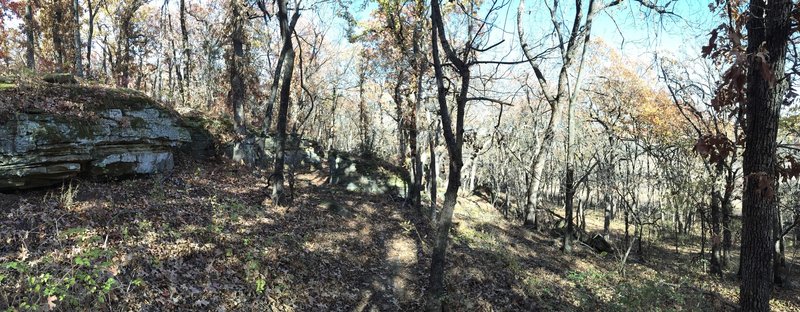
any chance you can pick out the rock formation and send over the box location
[0,84,207,190]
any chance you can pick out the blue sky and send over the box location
[338,0,719,62]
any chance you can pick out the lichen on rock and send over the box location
[0,84,203,190]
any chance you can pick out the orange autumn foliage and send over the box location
[588,42,690,144]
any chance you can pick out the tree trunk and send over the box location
[722,169,734,268]
[774,210,785,286]
[409,22,424,212]
[409,95,422,212]
[429,120,439,221]
[581,182,590,232]
[24,1,35,70]
[468,154,478,193]
[73,0,83,77]
[255,0,296,131]
[795,207,800,255]
[710,184,723,275]
[227,2,246,134]
[700,207,706,257]
[674,203,680,254]
[394,70,407,163]
[562,168,575,253]
[427,1,469,308]
[358,68,370,154]
[169,11,185,105]
[624,207,630,246]
[740,1,791,310]
[87,0,100,77]
[53,3,65,71]
[270,0,296,204]
[517,0,594,228]
[327,87,338,184]
[604,193,611,237]
[180,0,190,103]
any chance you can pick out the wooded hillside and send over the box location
[1,0,799,311]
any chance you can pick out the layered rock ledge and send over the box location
[0,84,201,190]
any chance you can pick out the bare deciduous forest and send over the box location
[1,0,799,311]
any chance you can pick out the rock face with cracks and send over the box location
[0,85,199,190]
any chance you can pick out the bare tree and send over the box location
[427,0,510,309]
[270,0,301,204]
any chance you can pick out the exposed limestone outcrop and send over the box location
[328,152,407,197]
[228,134,323,170]
[0,84,207,190]
[228,136,406,197]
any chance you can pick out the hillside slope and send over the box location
[1,156,798,311]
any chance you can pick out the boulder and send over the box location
[585,234,615,254]
[42,73,78,84]
[0,85,196,190]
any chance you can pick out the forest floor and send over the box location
[1,155,799,311]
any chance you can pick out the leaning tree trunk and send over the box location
[180,0,191,103]
[427,1,469,309]
[270,0,296,204]
[740,0,791,310]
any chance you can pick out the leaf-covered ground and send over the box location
[1,156,798,311]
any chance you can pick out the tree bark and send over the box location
[603,192,611,237]
[740,1,791,310]
[722,165,734,268]
[24,1,35,70]
[270,0,297,204]
[53,2,65,71]
[357,67,370,154]
[429,119,439,221]
[227,1,246,134]
[326,86,338,184]
[394,70,407,163]
[180,0,190,102]
[409,20,424,212]
[774,210,785,286]
[710,183,722,275]
[256,0,298,133]
[73,0,83,77]
[86,0,100,76]
[562,168,575,253]
[427,1,469,309]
